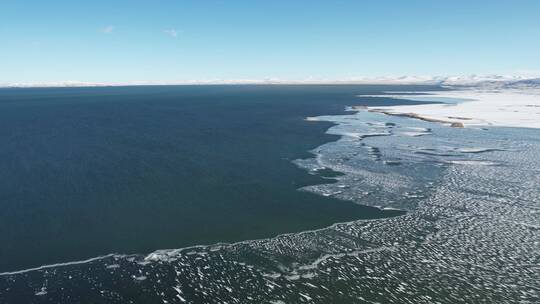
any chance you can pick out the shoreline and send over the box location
[366,108,466,128]
[356,88,540,129]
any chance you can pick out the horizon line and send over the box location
[2,74,540,89]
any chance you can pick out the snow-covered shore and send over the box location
[361,89,540,129]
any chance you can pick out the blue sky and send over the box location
[1,1,540,83]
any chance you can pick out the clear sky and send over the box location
[1,0,539,83]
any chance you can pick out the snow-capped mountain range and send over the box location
[1,75,540,88]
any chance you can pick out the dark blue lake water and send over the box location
[0,85,439,272]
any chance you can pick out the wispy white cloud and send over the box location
[101,25,114,34]
[164,29,178,38]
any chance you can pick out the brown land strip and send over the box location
[366,108,465,128]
